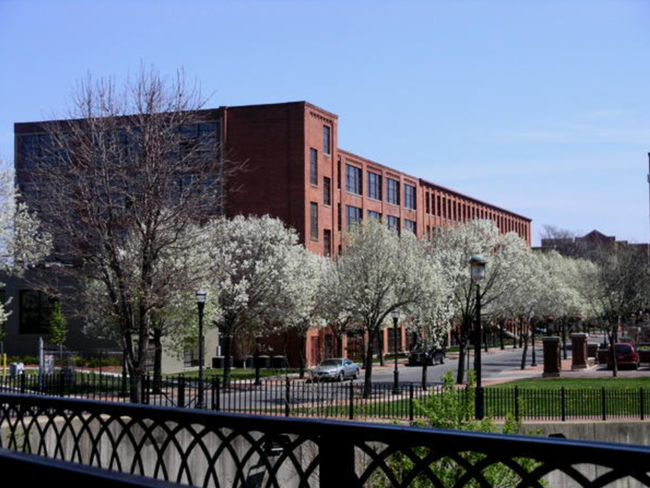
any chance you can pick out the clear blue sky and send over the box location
[2,0,650,245]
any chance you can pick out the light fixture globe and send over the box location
[196,289,207,304]
[391,309,400,321]
[470,254,487,282]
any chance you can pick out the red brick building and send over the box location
[218,102,531,365]
[13,100,531,367]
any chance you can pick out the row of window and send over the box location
[18,122,221,169]
[424,190,527,237]
[0,290,57,335]
[345,165,416,210]
[345,205,416,233]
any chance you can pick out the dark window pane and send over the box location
[368,172,382,201]
[387,179,400,205]
[310,148,318,185]
[310,202,318,240]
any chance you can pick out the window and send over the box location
[425,193,430,214]
[404,219,416,234]
[338,203,342,231]
[346,205,362,229]
[404,184,416,210]
[368,210,382,221]
[387,179,400,205]
[337,159,341,189]
[323,126,331,155]
[387,215,400,232]
[20,290,55,335]
[323,229,332,257]
[367,172,382,201]
[346,165,362,195]
[323,177,331,206]
[310,148,318,185]
[437,195,441,216]
[310,202,318,241]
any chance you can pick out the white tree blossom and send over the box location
[206,215,303,386]
[332,219,432,396]
[0,167,51,335]
[433,219,529,383]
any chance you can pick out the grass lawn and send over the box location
[168,368,298,380]
[490,377,650,390]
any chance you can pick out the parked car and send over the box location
[309,358,360,382]
[408,347,445,366]
[607,343,640,370]
[636,343,650,364]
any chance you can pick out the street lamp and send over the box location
[196,289,207,409]
[391,308,400,395]
[470,254,486,419]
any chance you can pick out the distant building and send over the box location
[537,229,649,259]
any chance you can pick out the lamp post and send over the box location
[196,289,207,409]
[470,254,486,420]
[392,309,400,395]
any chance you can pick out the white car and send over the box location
[310,358,360,382]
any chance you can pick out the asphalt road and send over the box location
[367,345,544,385]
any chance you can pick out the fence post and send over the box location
[20,374,26,395]
[177,376,186,408]
[320,435,358,488]
[561,387,566,421]
[348,380,354,420]
[640,388,644,421]
[212,377,220,411]
[409,383,414,422]
[285,378,291,417]
[601,387,606,421]
[59,371,66,397]
[514,386,519,421]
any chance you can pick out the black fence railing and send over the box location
[1,393,650,487]
[2,372,650,422]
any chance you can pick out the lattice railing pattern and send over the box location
[2,394,650,487]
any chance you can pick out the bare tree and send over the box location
[22,68,239,402]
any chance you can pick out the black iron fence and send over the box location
[1,393,650,487]
[2,372,650,422]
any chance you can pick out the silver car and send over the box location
[310,358,360,382]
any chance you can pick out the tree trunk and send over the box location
[363,332,375,398]
[299,333,306,379]
[520,329,529,370]
[223,335,233,388]
[152,328,163,394]
[421,361,428,390]
[378,331,384,366]
[500,321,505,350]
[456,341,466,384]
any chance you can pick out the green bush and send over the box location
[370,371,544,488]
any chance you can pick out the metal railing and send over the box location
[1,393,650,487]
[2,372,650,422]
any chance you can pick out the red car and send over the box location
[636,343,650,364]
[607,343,640,370]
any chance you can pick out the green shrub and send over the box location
[370,371,544,488]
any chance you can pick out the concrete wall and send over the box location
[520,421,650,488]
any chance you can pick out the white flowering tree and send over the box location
[282,249,329,378]
[332,220,432,397]
[433,220,529,384]
[405,241,456,388]
[0,167,52,345]
[206,215,303,387]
